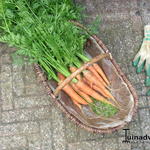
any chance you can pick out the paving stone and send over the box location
[0,43,6,54]
[98,20,134,64]
[78,127,103,141]
[65,118,79,143]
[1,81,13,111]
[52,107,66,150]
[102,138,118,150]
[40,120,52,150]
[14,95,50,109]
[147,97,150,106]
[0,122,39,136]
[118,137,131,150]
[131,142,145,150]
[25,83,45,96]
[127,64,145,86]
[11,147,29,150]
[103,0,131,14]
[24,63,37,84]
[134,83,147,96]
[138,96,148,108]
[12,65,25,96]
[2,106,51,123]
[130,0,139,10]
[131,15,143,32]
[143,142,150,150]
[1,53,12,64]
[0,135,27,150]
[139,0,150,24]
[92,141,103,150]
[128,121,141,138]
[103,131,118,138]
[0,43,16,54]
[67,140,103,150]
[139,108,150,135]
[0,64,12,83]
[27,133,41,150]
[67,141,97,150]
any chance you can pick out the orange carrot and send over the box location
[58,73,88,105]
[83,78,120,107]
[69,66,81,80]
[83,70,107,89]
[84,78,111,98]
[72,99,82,109]
[87,65,107,86]
[69,67,115,106]
[70,66,93,103]
[93,63,110,85]
[75,80,116,107]
[71,83,93,103]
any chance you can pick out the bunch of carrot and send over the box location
[57,63,119,110]
[0,0,119,115]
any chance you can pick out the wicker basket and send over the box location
[34,23,138,134]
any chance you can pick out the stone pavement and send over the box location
[0,0,150,150]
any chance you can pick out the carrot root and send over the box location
[93,63,110,85]
[57,73,88,105]
[75,80,117,107]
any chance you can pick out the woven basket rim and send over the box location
[34,34,138,134]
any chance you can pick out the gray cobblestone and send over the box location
[24,63,37,84]
[14,95,50,109]
[128,114,141,136]
[2,106,51,123]
[92,141,103,150]
[1,53,12,64]
[68,140,104,150]
[134,83,147,96]
[52,107,66,150]
[118,137,131,150]
[65,118,79,143]
[131,142,145,150]
[27,133,41,150]
[25,83,45,96]
[103,138,118,150]
[1,81,13,111]
[138,96,148,108]
[78,128,103,141]
[12,65,25,96]
[67,141,95,150]
[139,108,150,135]
[0,64,12,83]
[40,120,52,150]
[0,122,39,136]
[0,135,27,150]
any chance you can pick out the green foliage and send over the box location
[0,0,118,117]
[0,0,88,80]
[90,99,118,117]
